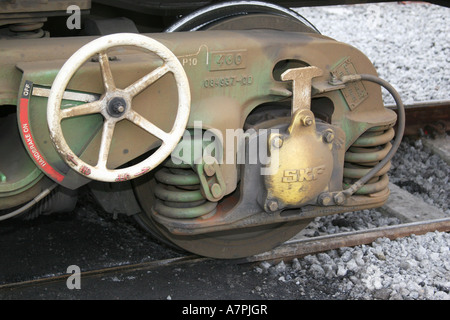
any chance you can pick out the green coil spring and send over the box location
[343,124,395,195]
[153,159,217,219]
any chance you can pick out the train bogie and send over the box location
[0,1,406,258]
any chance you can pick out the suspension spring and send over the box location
[343,124,395,195]
[153,159,218,219]
[7,22,47,39]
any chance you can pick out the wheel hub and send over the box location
[106,97,127,118]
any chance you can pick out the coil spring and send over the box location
[343,124,395,195]
[8,22,47,39]
[153,159,217,219]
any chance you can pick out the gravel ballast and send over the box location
[256,231,450,300]
[295,2,450,105]
[252,2,450,300]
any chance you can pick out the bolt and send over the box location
[318,193,332,206]
[323,130,335,143]
[267,200,279,212]
[204,163,216,176]
[108,97,127,117]
[114,105,125,113]
[272,136,283,148]
[301,116,313,126]
[329,74,341,85]
[211,183,222,199]
[334,192,346,205]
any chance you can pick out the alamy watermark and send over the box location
[66,5,81,30]
[170,121,279,175]
[66,265,81,289]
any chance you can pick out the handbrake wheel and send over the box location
[47,33,190,182]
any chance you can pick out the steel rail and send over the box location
[244,217,450,263]
[0,255,207,290]
[387,99,450,136]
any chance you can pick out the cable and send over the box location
[339,74,405,197]
[0,184,58,221]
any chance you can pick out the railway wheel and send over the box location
[133,2,319,259]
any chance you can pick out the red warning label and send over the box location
[19,81,64,183]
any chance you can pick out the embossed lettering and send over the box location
[282,165,325,182]
[210,50,247,71]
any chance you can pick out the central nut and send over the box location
[107,97,127,118]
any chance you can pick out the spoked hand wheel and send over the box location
[47,33,190,182]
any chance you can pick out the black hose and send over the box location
[339,74,405,197]
[0,184,58,221]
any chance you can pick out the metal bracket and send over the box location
[195,157,226,202]
[280,66,323,114]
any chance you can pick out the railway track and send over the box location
[0,100,448,296]
[1,217,449,291]
[388,99,450,136]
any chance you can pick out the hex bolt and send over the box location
[267,200,279,212]
[334,192,346,205]
[301,116,313,126]
[272,136,283,148]
[323,130,335,143]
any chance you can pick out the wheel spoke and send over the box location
[125,64,170,97]
[98,51,116,91]
[97,119,116,169]
[60,100,102,119]
[126,110,169,141]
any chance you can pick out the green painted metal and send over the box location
[0,172,6,183]
[0,30,397,202]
